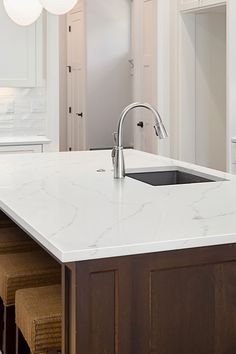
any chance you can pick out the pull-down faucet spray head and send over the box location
[112,102,168,179]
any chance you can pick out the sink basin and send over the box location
[126,168,224,186]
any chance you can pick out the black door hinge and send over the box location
[69,107,72,114]
[69,147,72,151]
[69,26,71,32]
[67,66,71,73]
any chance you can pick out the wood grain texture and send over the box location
[76,258,132,354]
[215,262,236,354]
[90,271,116,354]
[148,266,215,354]
[63,244,236,354]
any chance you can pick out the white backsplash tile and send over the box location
[0,99,15,114]
[0,87,47,137]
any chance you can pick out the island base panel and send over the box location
[62,244,236,354]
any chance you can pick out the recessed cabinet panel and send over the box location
[0,145,43,154]
[74,246,236,354]
[180,0,200,11]
[180,0,226,11]
[0,2,36,87]
[200,0,226,7]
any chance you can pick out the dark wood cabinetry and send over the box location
[63,244,236,354]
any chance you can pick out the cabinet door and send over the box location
[0,145,43,154]
[200,0,226,7]
[179,0,200,11]
[0,1,36,87]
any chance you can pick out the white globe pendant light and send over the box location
[3,0,43,26]
[40,0,78,15]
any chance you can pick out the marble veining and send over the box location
[0,149,235,262]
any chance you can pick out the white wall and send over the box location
[85,0,132,149]
[156,0,171,157]
[178,6,227,171]
[195,11,226,171]
[132,0,176,158]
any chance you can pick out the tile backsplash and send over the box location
[0,88,47,137]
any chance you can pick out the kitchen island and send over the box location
[0,149,236,353]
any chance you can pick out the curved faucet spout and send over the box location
[113,102,168,179]
[117,102,167,148]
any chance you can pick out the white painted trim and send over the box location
[45,14,60,152]
[36,12,46,87]
[0,145,43,153]
[0,136,50,146]
[169,0,180,159]
[226,0,236,172]
[178,12,196,163]
[59,15,68,151]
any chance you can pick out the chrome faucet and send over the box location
[112,102,168,179]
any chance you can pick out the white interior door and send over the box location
[67,5,86,151]
[133,0,157,154]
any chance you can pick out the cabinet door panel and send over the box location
[71,246,236,354]
[201,0,226,7]
[180,0,226,11]
[0,145,42,154]
[0,2,36,87]
[179,0,199,11]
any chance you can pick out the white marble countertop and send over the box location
[0,149,235,263]
[0,136,51,146]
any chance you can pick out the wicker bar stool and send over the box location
[0,226,40,350]
[15,285,62,354]
[0,226,39,255]
[0,250,61,354]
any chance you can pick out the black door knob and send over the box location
[137,121,144,128]
[76,112,83,118]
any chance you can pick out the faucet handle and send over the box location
[111,132,118,166]
[113,132,118,144]
[111,146,116,166]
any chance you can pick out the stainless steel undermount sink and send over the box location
[126,167,226,186]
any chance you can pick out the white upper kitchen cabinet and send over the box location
[179,0,200,11]
[200,0,226,7]
[0,2,43,87]
[180,0,226,11]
